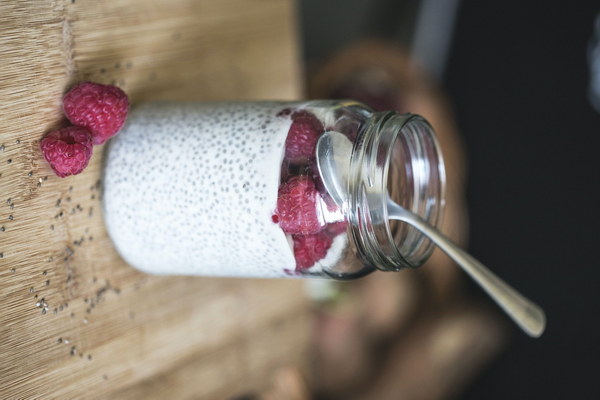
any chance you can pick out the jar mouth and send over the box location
[348,112,446,271]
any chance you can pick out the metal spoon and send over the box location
[316,131,546,337]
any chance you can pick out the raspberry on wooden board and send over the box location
[40,127,93,178]
[63,81,129,145]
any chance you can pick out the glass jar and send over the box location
[102,100,445,279]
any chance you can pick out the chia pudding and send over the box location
[103,101,351,278]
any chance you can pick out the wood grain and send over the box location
[0,1,308,398]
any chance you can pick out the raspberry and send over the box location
[63,82,129,145]
[40,127,93,178]
[293,231,333,270]
[284,110,324,164]
[275,176,325,234]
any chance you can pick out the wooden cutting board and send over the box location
[0,1,310,398]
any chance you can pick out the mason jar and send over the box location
[102,100,445,279]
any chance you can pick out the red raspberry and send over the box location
[293,231,333,270]
[284,110,324,164]
[40,127,93,178]
[63,82,129,145]
[276,176,325,234]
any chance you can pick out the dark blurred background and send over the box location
[300,0,600,398]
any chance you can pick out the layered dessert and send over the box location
[103,102,352,277]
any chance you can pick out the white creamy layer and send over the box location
[103,102,298,277]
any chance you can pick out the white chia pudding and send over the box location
[103,102,299,277]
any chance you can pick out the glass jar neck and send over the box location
[348,111,446,271]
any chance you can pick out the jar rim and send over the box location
[348,112,446,271]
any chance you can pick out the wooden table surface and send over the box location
[0,1,311,398]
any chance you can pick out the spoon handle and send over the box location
[388,203,546,337]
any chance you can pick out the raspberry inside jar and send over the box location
[272,106,358,275]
